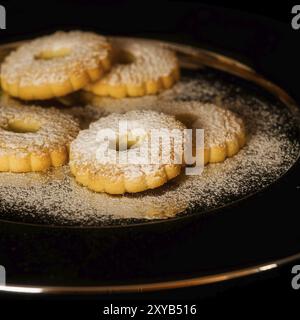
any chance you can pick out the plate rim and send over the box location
[1,252,299,294]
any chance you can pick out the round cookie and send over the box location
[0,98,79,172]
[156,101,246,164]
[0,31,112,100]
[69,110,186,194]
[84,39,180,98]
[64,97,246,164]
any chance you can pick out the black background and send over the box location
[0,0,300,317]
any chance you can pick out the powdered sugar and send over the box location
[70,110,186,179]
[0,69,298,226]
[0,94,79,155]
[0,31,111,86]
[96,39,178,86]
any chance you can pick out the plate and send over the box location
[0,37,299,294]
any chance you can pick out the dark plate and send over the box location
[0,36,299,294]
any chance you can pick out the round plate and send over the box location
[0,37,300,294]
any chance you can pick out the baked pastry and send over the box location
[0,98,79,172]
[157,101,246,164]
[69,110,186,194]
[84,39,180,98]
[0,31,112,100]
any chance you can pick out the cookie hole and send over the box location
[108,134,144,151]
[114,49,135,65]
[35,48,71,60]
[175,113,199,127]
[5,119,40,133]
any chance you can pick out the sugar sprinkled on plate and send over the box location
[0,70,298,226]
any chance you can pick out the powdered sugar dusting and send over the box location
[0,94,79,155]
[95,38,178,86]
[0,69,298,226]
[0,31,111,85]
[70,110,186,179]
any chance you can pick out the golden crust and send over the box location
[85,39,180,98]
[0,97,79,172]
[69,110,186,194]
[0,31,112,100]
